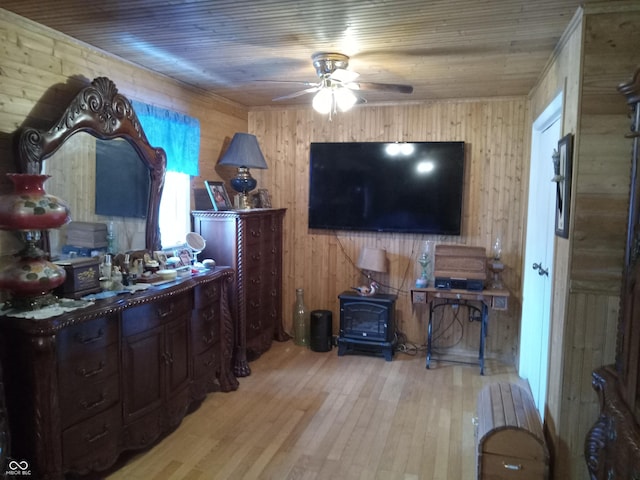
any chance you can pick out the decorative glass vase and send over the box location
[293,288,310,347]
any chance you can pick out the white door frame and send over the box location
[519,92,563,420]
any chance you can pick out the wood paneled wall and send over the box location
[0,8,529,365]
[0,8,247,260]
[3,4,640,480]
[249,98,529,363]
[529,4,640,479]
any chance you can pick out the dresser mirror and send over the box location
[17,77,167,253]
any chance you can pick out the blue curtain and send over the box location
[131,100,200,176]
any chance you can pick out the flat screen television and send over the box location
[308,141,465,235]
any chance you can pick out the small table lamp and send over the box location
[218,133,268,209]
[354,246,387,296]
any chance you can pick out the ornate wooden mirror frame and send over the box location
[17,77,167,252]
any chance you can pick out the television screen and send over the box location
[308,141,465,235]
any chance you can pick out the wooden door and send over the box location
[122,325,164,423]
[165,317,190,395]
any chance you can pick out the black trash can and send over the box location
[310,310,333,352]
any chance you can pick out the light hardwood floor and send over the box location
[106,341,523,480]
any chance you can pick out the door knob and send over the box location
[532,262,549,277]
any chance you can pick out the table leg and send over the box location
[426,301,434,369]
[479,302,489,375]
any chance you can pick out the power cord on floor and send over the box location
[394,330,426,356]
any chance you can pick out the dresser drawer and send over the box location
[246,285,264,313]
[58,315,118,356]
[191,306,220,355]
[243,216,265,248]
[193,348,220,381]
[60,372,120,428]
[245,248,267,269]
[194,280,221,309]
[59,342,119,388]
[244,261,266,285]
[122,293,193,336]
[62,403,121,469]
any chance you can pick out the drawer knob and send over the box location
[162,352,174,364]
[75,328,104,344]
[80,392,107,410]
[203,331,215,345]
[158,304,174,318]
[204,286,218,299]
[503,462,522,471]
[204,352,217,367]
[78,361,106,378]
[85,424,110,444]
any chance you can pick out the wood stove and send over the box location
[337,292,397,361]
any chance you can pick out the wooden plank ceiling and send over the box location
[2,0,584,107]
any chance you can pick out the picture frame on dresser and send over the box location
[258,188,272,208]
[205,180,232,211]
[194,188,213,210]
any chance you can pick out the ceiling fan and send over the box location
[269,52,414,116]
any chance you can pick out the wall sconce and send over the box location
[218,133,268,209]
[354,246,387,296]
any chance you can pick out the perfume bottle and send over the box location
[107,221,117,254]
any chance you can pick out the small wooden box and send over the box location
[476,383,549,479]
[434,244,487,281]
[54,257,101,299]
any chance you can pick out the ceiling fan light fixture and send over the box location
[335,87,357,112]
[312,88,333,114]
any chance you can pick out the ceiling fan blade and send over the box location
[330,68,359,83]
[255,79,320,87]
[351,81,414,94]
[272,86,320,101]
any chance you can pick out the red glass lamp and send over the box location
[0,173,71,310]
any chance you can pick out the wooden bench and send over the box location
[476,382,549,479]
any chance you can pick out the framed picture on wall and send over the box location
[554,133,573,238]
[204,181,232,211]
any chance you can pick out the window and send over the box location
[159,171,191,247]
[130,100,200,249]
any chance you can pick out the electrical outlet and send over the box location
[412,291,427,304]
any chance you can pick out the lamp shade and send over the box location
[218,133,268,169]
[357,247,387,273]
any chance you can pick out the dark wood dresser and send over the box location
[0,267,237,480]
[585,69,640,478]
[192,208,289,376]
